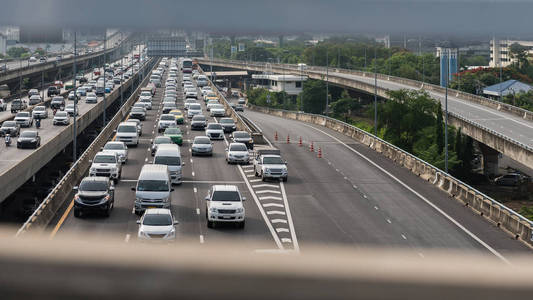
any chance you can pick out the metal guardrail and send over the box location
[198,59,533,151]
[15,57,158,236]
[248,104,533,244]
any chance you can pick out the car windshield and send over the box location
[118,125,136,133]
[164,97,175,102]
[230,144,247,151]
[211,191,241,202]
[155,137,172,144]
[80,180,107,191]
[212,105,224,109]
[94,155,116,163]
[154,156,181,166]
[190,105,201,110]
[132,107,144,112]
[161,115,174,121]
[20,132,37,138]
[104,143,124,150]
[3,121,16,127]
[137,180,169,192]
[193,116,205,121]
[163,103,176,108]
[234,132,250,139]
[17,112,29,117]
[56,112,67,117]
[207,124,222,130]
[263,157,284,164]
[220,119,234,124]
[34,107,45,111]
[141,92,151,97]
[194,137,210,144]
[165,128,181,134]
[143,214,172,226]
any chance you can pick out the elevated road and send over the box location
[51,62,530,260]
[197,59,533,171]
[0,46,149,204]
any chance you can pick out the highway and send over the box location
[0,46,146,203]
[52,61,531,259]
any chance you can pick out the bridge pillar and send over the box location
[479,143,499,177]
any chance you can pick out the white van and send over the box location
[115,121,139,146]
[132,164,173,215]
[153,144,183,184]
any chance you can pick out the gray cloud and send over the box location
[1,0,532,36]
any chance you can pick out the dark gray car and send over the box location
[73,176,115,217]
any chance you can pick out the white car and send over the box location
[85,92,98,104]
[89,151,122,182]
[184,99,197,110]
[205,123,224,140]
[205,185,245,229]
[102,141,129,164]
[128,118,143,136]
[139,98,152,110]
[14,112,33,127]
[186,91,198,99]
[65,104,79,116]
[137,208,178,240]
[210,104,226,117]
[206,100,219,111]
[191,136,213,156]
[187,103,202,118]
[158,114,177,132]
[29,95,42,105]
[226,142,250,164]
[53,111,70,125]
[32,106,48,119]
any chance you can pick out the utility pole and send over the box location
[374,47,378,136]
[103,32,106,127]
[444,49,449,173]
[499,57,503,102]
[325,48,329,115]
[120,55,124,106]
[41,71,44,100]
[364,47,367,70]
[73,31,78,162]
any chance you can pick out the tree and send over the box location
[7,47,29,58]
[510,43,529,69]
[435,103,444,154]
[299,79,326,114]
[330,90,361,122]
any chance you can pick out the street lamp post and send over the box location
[103,33,106,127]
[325,48,329,115]
[73,31,78,162]
[444,49,449,173]
[374,47,378,136]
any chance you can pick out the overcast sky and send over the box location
[1,0,533,36]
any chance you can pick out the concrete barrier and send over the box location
[248,104,533,247]
[15,59,158,235]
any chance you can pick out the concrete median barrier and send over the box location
[16,59,158,235]
[248,104,533,247]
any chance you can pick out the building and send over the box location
[483,80,532,98]
[251,74,307,98]
[19,25,63,43]
[436,47,458,87]
[490,38,533,67]
[0,34,6,55]
[0,26,19,43]
[375,35,391,49]
[147,36,187,57]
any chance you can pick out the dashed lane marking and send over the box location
[281,238,292,243]
[193,187,197,193]
[271,219,288,224]
[258,196,283,201]
[124,234,131,243]
[252,184,279,189]
[276,228,290,233]
[199,235,204,244]
[263,203,284,208]
[196,208,200,215]
[266,211,286,216]
[256,190,281,194]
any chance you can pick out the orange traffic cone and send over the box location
[286,135,290,144]
[274,131,278,141]
[309,142,314,152]
[298,136,303,147]
[317,147,322,158]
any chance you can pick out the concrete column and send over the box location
[479,143,499,177]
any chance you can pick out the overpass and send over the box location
[196,58,533,174]
[0,46,153,206]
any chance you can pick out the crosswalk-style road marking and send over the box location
[271,219,288,224]
[267,210,286,215]
[263,203,284,208]
[256,190,281,194]
[258,196,283,201]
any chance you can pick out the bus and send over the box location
[182,58,192,74]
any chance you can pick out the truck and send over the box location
[95,82,105,96]
[253,146,288,182]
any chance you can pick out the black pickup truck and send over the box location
[47,86,60,97]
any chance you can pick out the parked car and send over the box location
[73,176,115,218]
[16,131,41,149]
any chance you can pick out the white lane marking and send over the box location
[263,203,284,208]
[192,171,195,177]
[252,184,279,189]
[258,196,283,201]
[276,228,290,233]
[266,211,286,216]
[244,169,254,173]
[196,208,200,215]
[271,219,288,224]
[386,219,392,224]
[193,187,197,193]
[146,148,150,152]
[237,165,283,249]
[199,235,204,244]
[190,158,193,163]
[144,157,148,162]
[301,123,509,264]
[246,174,255,177]
[131,207,135,214]
[241,165,254,169]
[189,148,192,152]
[401,234,407,240]
[279,181,299,252]
[254,249,294,254]
[249,179,261,183]
[281,238,292,243]
[124,234,131,243]
[256,190,281,194]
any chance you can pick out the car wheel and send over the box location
[238,221,245,229]
[262,175,266,182]
[207,220,214,228]
[255,170,259,177]
[282,177,288,182]
[74,208,82,218]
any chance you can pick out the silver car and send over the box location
[103,141,129,164]
[137,208,178,241]
[53,111,70,125]
[226,142,249,164]
[32,106,48,119]
[192,136,213,156]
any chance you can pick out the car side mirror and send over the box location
[109,186,115,191]
[182,162,185,166]
[113,130,117,133]
[242,197,246,202]
[131,186,136,191]
[171,188,175,192]
[173,220,179,225]
[73,186,78,191]
[205,196,210,201]
[136,220,141,224]
[285,161,288,165]
[88,160,92,163]
[100,147,104,151]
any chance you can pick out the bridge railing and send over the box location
[15,58,158,236]
[248,104,533,247]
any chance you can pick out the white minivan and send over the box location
[153,144,183,184]
[132,164,174,215]
[115,121,139,146]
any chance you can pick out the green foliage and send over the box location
[330,90,361,122]
[462,55,489,67]
[298,79,327,114]
[247,88,294,110]
[34,48,45,56]
[519,206,533,221]
[7,47,29,58]
[435,103,444,154]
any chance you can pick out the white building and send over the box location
[251,74,307,96]
[0,34,6,55]
[490,38,533,67]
